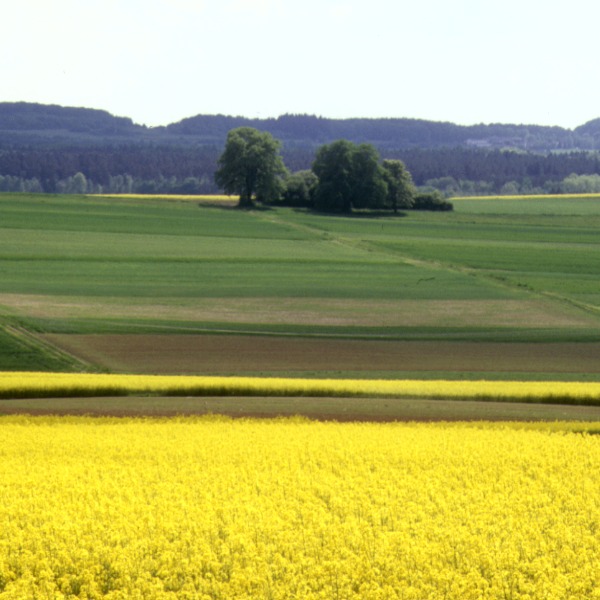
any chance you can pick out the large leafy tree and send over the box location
[215,127,287,207]
[312,140,388,213]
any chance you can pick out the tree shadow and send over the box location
[196,201,275,212]
[197,202,407,218]
[293,207,409,219]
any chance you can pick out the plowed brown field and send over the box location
[44,334,600,376]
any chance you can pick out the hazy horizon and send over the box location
[3,0,600,130]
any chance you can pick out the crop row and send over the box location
[1,372,600,404]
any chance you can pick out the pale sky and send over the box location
[2,0,599,129]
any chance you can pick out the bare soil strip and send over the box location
[44,334,600,375]
[2,396,600,422]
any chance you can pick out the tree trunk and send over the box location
[238,193,254,208]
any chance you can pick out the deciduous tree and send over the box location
[215,127,287,207]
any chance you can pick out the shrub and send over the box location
[412,191,454,211]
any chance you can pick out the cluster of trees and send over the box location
[215,127,452,213]
[311,140,415,212]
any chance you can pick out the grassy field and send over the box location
[1,192,599,388]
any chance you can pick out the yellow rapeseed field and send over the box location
[452,193,600,200]
[90,194,238,202]
[0,416,598,599]
[1,372,600,405]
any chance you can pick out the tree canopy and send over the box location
[312,140,390,213]
[214,127,287,207]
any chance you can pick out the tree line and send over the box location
[2,142,600,197]
[0,146,221,194]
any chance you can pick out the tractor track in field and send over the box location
[253,210,600,322]
[1,319,95,372]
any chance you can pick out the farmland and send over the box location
[1,191,600,414]
[1,192,600,598]
[0,192,599,385]
[0,417,599,599]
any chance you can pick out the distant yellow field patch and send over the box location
[1,372,600,404]
[89,193,239,202]
[452,193,600,200]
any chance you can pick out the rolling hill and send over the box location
[1,101,600,151]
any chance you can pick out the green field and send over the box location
[1,192,599,385]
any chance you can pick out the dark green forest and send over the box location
[2,102,600,196]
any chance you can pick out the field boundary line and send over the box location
[55,319,420,339]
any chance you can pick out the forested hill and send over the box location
[3,102,600,196]
[0,102,144,140]
[166,114,600,152]
[2,101,600,151]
